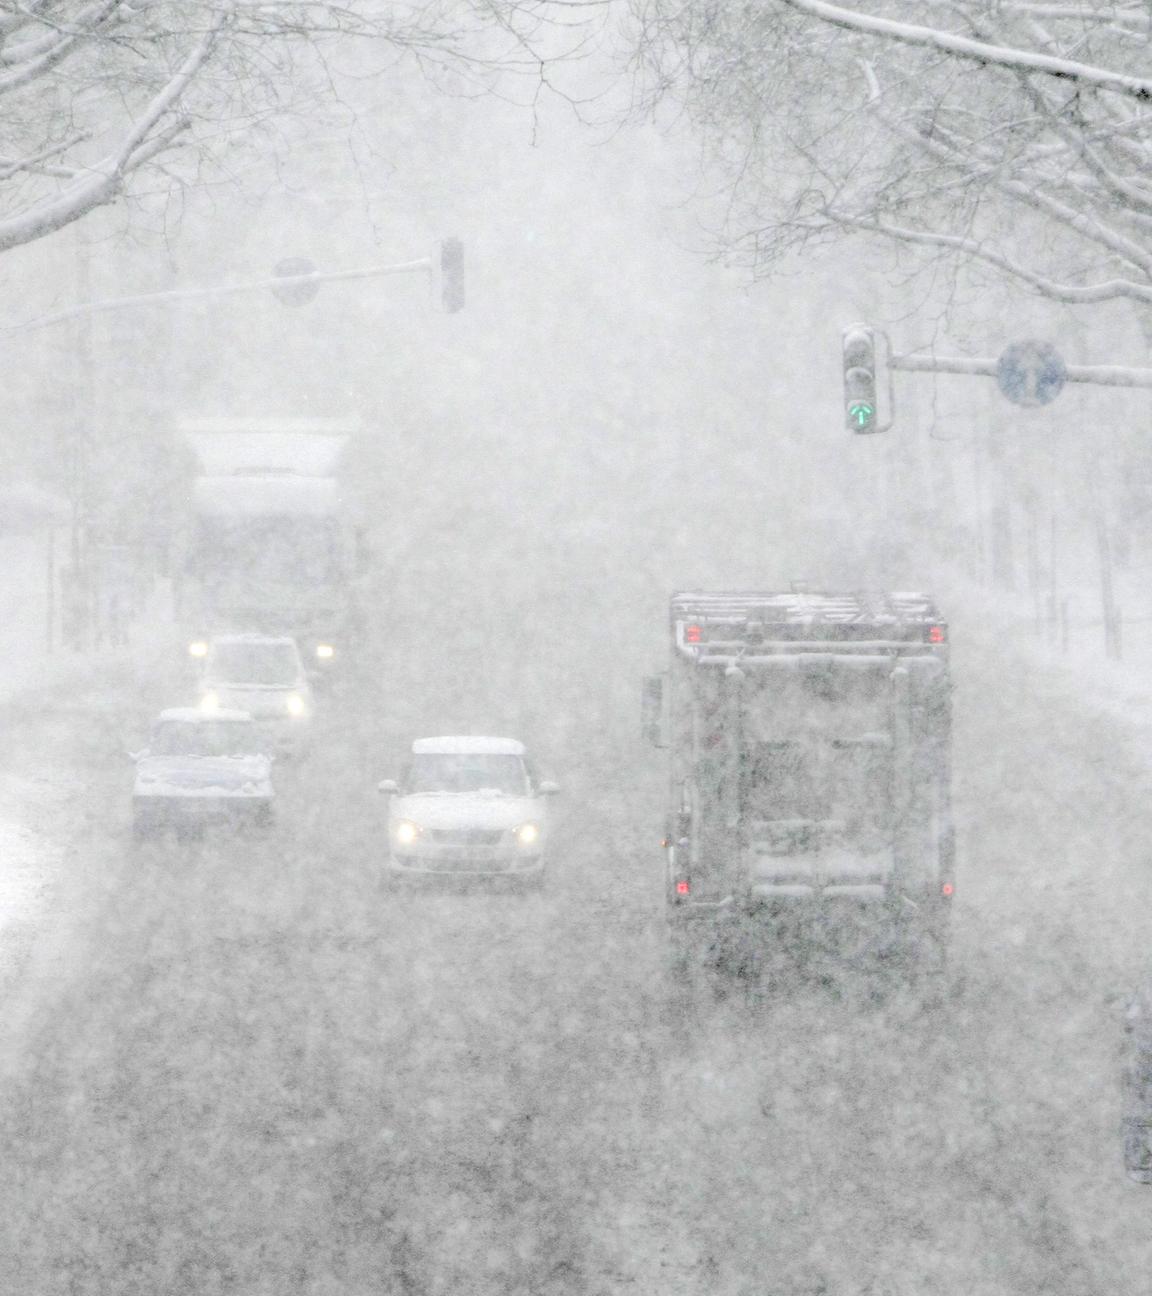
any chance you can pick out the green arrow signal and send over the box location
[849,401,875,427]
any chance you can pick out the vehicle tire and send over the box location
[131,819,153,845]
[1123,1119,1152,1182]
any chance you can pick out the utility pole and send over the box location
[1086,452,1122,660]
[65,227,94,651]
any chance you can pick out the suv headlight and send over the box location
[515,822,540,847]
[394,820,421,845]
[200,690,219,712]
[286,692,307,717]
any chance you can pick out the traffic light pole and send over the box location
[4,240,464,333]
[890,351,1152,389]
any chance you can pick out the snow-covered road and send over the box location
[0,605,1147,1293]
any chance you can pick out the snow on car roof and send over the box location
[157,707,253,724]
[411,736,526,756]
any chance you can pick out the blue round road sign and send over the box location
[997,339,1067,407]
[271,256,319,307]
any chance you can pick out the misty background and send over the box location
[0,3,1150,1293]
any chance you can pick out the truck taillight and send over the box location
[941,882,954,897]
[928,625,946,644]
[685,624,702,644]
[676,880,690,896]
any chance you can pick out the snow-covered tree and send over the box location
[627,0,1152,307]
[0,0,590,254]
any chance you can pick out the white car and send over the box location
[379,736,559,888]
[196,634,314,739]
[131,708,274,840]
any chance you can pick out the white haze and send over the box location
[0,28,1148,1296]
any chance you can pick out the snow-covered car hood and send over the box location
[134,755,273,797]
[390,793,542,831]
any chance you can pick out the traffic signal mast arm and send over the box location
[890,351,1152,389]
[4,240,464,332]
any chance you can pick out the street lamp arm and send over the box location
[2,257,434,332]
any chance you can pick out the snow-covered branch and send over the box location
[777,0,1152,102]
[626,0,1152,310]
[0,0,593,256]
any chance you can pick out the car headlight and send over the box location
[315,644,335,660]
[515,822,540,847]
[394,820,421,845]
[188,641,208,658]
[200,690,219,712]
[286,692,306,717]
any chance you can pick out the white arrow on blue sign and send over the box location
[996,340,1067,407]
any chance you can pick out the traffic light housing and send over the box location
[440,237,464,313]
[842,324,880,433]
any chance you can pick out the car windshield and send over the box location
[150,721,262,758]
[207,642,299,686]
[406,753,530,795]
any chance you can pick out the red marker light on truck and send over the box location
[929,625,946,644]
[676,880,690,895]
[685,624,702,644]
[941,882,954,897]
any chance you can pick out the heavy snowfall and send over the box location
[0,2,1150,1293]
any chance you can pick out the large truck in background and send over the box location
[645,589,955,976]
[175,417,367,670]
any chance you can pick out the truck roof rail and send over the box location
[670,590,948,656]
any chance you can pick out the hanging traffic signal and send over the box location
[270,256,320,307]
[842,324,880,433]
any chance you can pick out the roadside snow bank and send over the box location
[942,572,1152,766]
[0,771,67,946]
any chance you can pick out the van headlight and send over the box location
[286,692,307,717]
[199,690,219,712]
[515,822,540,847]
[394,820,421,845]
[315,644,335,660]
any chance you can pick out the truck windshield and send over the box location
[207,643,299,685]
[151,722,261,758]
[188,517,341,587]
[406,754,530,796]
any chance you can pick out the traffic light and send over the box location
[440,237,464,313]
[842,324,880,433]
